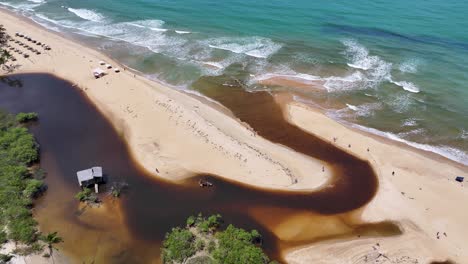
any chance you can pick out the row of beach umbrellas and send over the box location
[15,32,51,50]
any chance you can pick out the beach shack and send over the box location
[77,166,104,193]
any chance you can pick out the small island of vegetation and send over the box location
[161,213,278,264]
[0,110,62,260]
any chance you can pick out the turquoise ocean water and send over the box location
[1,0,467,164]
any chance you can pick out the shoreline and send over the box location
[0,8,331,192]
[1,7,468,264]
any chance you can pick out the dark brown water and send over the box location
[0,74,397,263]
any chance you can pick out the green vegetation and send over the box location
[75,188,99,204]
[161,213,275,264]
[40,231,63,257]
[15,112,38,123]
[0,110,61,258]
[0,253,13,263]
[109,182,129,198]
[0,111,44,245]
[0,25,11,67]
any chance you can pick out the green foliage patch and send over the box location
[162,214,274,264]
[0,110,45,245]
[15,112,38,123]
[75,188,99,203]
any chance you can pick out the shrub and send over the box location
[194,238,205,251]
[15,112,38,123]
[213,225,270,264]
[0,109,46,249]
[32,167,47,180]
[207,240,216,253]
[0,253,12,263]
[161,214,273,264]
[186,215,196,227]
[161,227,196,263]
[75,188,98,203]
[23,179,45,198]
[0,231,7,244]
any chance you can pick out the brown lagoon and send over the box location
[0,74,398,263]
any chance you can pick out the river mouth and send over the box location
[0,73,398,263]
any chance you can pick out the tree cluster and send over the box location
[0,111,44,246]
[0,25,11,67]
[161,213,277,264]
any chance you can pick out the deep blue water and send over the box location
[1,0,467,164]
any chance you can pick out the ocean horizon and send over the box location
[1,0,467,165]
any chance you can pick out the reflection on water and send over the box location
[0,74,398,263]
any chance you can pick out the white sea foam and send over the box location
[34,14,80,30]
[323,71,365,92]
[203,61,224,69]
[67,8,105,22]
[0,1,39,11]
[346,104,358,111]
[399,59,419,73]
[30,15,61,32]
[389,93,413,113]
[27,0,45,3]
[175,30,191,34]
[343,39,381,71]
[254,72,322,82]
[77,19,185,54]
[323,39,395,93]
[207,37,281,59]
[128,20,167,31]
[327,39,424,95]
[348,123,468,166]
[397,128,425,137]
[391,80,420,93]
[402,118,418,127]
[460,129,468,140]
[334,102,381,118]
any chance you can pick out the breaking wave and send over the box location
[331,102,381,118]
[323,39,423,94]
[207,37,281,59]
[67,8,105,22]
[323,71,365,92]
[349,124,468,166]
[0,1,40,11]
[175,30,191,34]
[390,80,420,93]
[127,20,167,31]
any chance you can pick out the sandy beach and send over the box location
[1,7,468,264]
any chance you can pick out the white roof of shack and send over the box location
[77,166,103,183]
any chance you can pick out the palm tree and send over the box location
[40,232,63,263]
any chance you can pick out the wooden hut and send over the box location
[77,166,104,193]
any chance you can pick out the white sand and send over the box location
[284,103,468,263]
[0,9,329,191]
[1,8,468,264]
